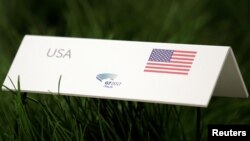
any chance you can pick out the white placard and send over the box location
[2,35,248,107]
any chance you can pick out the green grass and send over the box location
[0,0,250,140]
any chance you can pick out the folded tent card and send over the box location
[2,35,249,107]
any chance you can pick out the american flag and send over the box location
[144,49,197,75]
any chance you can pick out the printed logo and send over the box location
[96,73,122,88]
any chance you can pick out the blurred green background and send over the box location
[0,0,249,140]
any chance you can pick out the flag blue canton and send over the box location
[148,49,174,62]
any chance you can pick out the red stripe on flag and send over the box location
[172,54,196,57]
[171,57,194,61]
[174,50,197,54]
[170,61,193,64]
[144,70,188,75]
[146,62,191,68]
[145,66,190,71]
